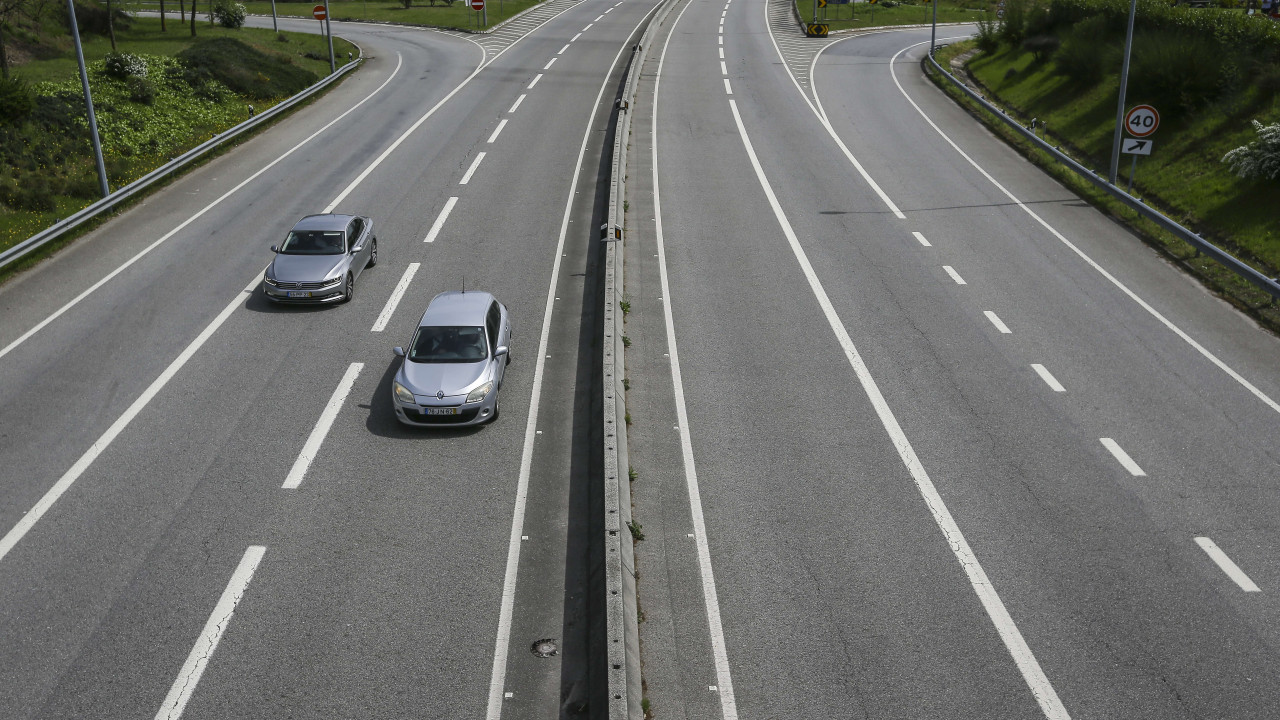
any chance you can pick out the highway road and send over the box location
[623,2,1280,720]
[0,2,659,717]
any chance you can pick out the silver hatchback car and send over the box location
[263,214,377,303]
[392,291,512,427]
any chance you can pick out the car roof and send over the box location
[291,214,355,232]
[418,291,497,326]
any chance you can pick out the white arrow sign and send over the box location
[1122,138,1153,156]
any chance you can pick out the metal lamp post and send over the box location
[65,0,109,198]
[1107,0,1139,185]
[324,0,335,73]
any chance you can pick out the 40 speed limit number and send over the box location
[1125,105,1160,138]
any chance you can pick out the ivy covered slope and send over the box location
[963,0,1280,274]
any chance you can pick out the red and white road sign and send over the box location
[312,4,327,20]
[470,0,484,9]
[1125,105,1160,138]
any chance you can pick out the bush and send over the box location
[211,0,247,28]
[0,78,35,126]
[1054,16,1115,84]
[1222,120,1280,181]
[1127,30,1226,116]
[975,14,1000,53]
[127,77,156,104]
[1022,34,1059,62]
[999,0,1029,45]
[103,51,148,79]
[0,170,56,211]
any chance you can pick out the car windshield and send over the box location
[278,230,346,255]
[408,326,488,363]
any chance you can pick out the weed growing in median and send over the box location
[627,520,644,542]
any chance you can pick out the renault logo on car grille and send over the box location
[436,390,445,400]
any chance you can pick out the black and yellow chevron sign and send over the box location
[806,22,829,37]
[817,0,827,7]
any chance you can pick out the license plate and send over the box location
[287,291,312,298]
[426,407,458,416]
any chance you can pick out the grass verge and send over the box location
[793,0,988,31]
[929,41,1280,334]
[171,0,546,31]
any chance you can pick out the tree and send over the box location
[106,0,117,51]
[160,0,166,31]
[0,0,25,79]
[1222,121,1280,181]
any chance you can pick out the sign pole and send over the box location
[270,0,278,32]
[66,0,109,198]
[930,0,937,56]
[324,0,335,73]
[1108,0,1138,185]
[1128,154,1138,193]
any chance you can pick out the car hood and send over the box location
[270,254,347,282]
[398,359,490,399]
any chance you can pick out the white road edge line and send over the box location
[1195,537,1261,592]
[0,270,262,563]
[483,2,663,715]
[912,231,932,247]
[488,119,509,143]
[1030,363,1066,392]
[653,1,740,717]
[0,53,404,364]
[372,263,421,332]
[460,152,487,185]
[154,545,266,720]
[1099,437,1145,477]
[984,310,1012,334]
[943,265,967,285]
[884,39,1280,418]
[509,94,527,113]
[424,197,459,243]
[726,94,1071,720]
[282,362,364,489]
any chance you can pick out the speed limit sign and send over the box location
[1125,105,1160,138]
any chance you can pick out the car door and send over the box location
[347,218,369,278]
[486,302,505,387]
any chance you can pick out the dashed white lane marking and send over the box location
[509,94,527,113]
[488,119,509,143]
[424,197,458,243]
[1031,364,1065,392]
[984,310,1012,334]
[1100,438,1146,477]
[0,271,262,563]
[718,35,723,44]
[372,263,421,332]
[604,6,613,11]
[721,9,727,15]
[725,90,1067,720]
[720,61,727,75]
[528,73,544,89]
[583,23,593,30]
[154,546,266,720]
[571,32,581,41]
[943,265,966,285]
[1195,537,1261,592]
[719,47,724,59]
[544,57,557,70]
[558,43,570,53]
[460,152,486,185]
[594,13,603,20]
[719,16,725,24]
[724,78,732,94]
[282,363,364,489]
[912,231,932,247]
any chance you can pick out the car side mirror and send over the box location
[270,245,278,253]
[393,346,405,358]
[351,244,363,253]
[494,346,508,357]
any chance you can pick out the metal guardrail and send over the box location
[927,48,1280,302]
[0,51,364,272]
[601,0,684,717]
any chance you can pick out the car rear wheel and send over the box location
[368,238,378,267]
[342,273,354,303]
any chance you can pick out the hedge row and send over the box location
[1042,0,1280,60]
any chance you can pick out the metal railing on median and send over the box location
[0,51,364,272]
[927,48,1280,303]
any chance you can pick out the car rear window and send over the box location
[408,326,488,363]
[279,230,346,255]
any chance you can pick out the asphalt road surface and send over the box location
[0,2,659,717]
[624,2,1280,720]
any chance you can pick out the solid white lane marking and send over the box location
[984,311,1012,334]
[484,2,663,715]
[720,61,727,75]
[154,546,266,720]
[372,263,421,332]
[488,119,508,143]
[282,363,364,489]
[1195,537,1261,592]
[1030,364,1065,392]
[885,40,1280,418]
[912,231,932,247]
[0,54,404,364]
[652,2,740,717]
[724,79,732,94]
[943,265,967,285]
[726,94,1070,720]
[1100,438,1145,477]
[543,57,556,70]
[0,271,262,563]
[571,32,581,41]
[558,43,570,53]
[424,197,458,243]
[527,73,543,89]
[460,152,486,185]
[508,94,527,113]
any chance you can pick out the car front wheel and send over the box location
[368,238,378,268]
[342,273,354,303]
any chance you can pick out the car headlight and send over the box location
[466,381,494,404]
[318,276,342,289]
[393,382,416,405]
[263,275,279,287]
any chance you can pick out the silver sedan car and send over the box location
[393,291,512,427]
[263,214,377,303]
